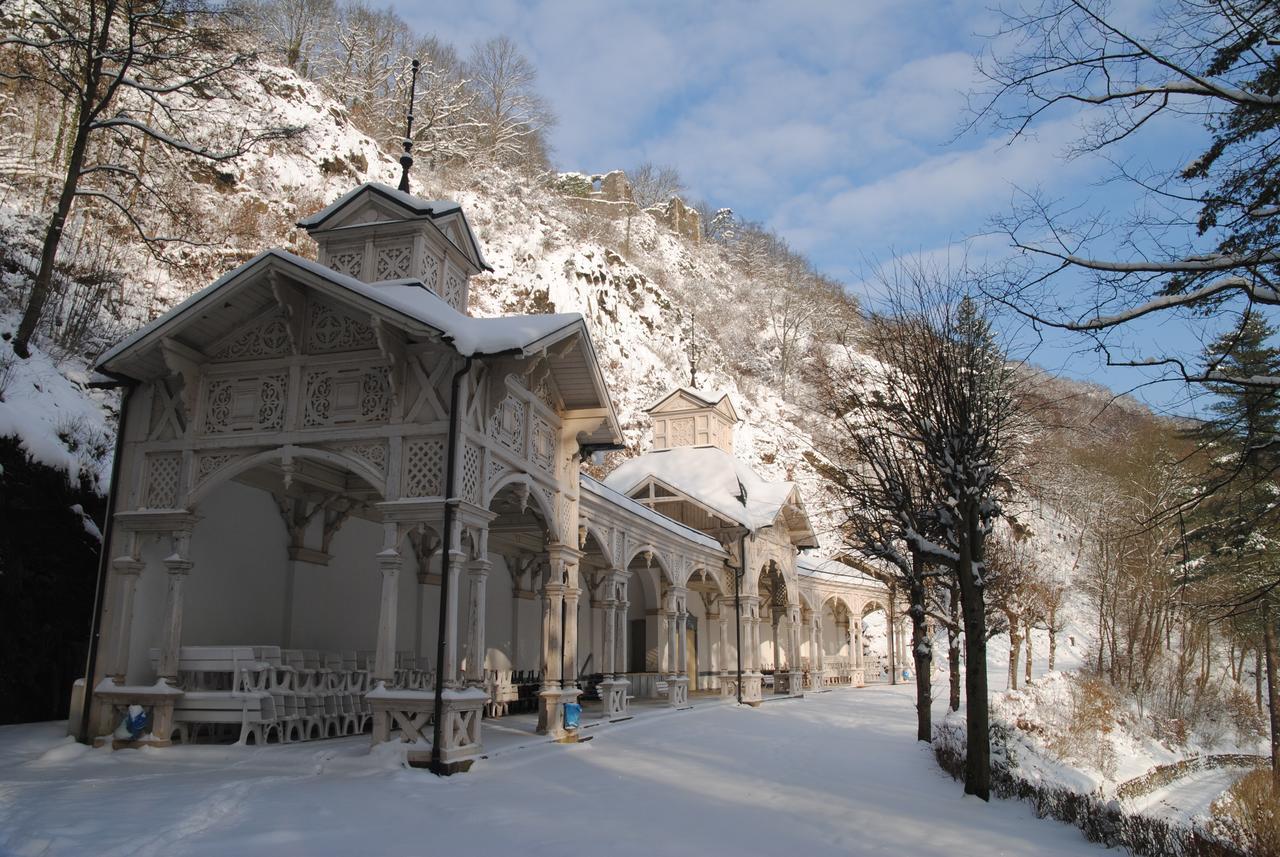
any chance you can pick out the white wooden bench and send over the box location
[149,646,279,745]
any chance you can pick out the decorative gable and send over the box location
[646,389,739,453]
[298,183,490,317]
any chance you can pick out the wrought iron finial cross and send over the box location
[398,58,421,193]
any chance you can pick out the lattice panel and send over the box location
[404,438,445,497]
[203,373,287,433]
[375,243,412,280]
[143,453,182,508]
[307,300,377,353]
[530,416,555,472]
[444,273,465,312]
[420,254,440,292]
[329,249,364,279]
[462,443,482,504]
[211,313,292,361]
[303,366,390,428]
[487,394,525,455]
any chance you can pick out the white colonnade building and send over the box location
[81,182,893,768]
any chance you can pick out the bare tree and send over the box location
[403,35,480,170]
[1,0,291,359]
[985,532,1038,690]
[806,341,950,743]
[629,161,684,209]
[465,35,552,167]
[253,0,335,75]
[866,266,1024,801]
[975,0,1280,391]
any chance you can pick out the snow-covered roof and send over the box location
[580,475,725,554]
[296,182,491,272]
[602,446,814,543]
[797,555,884,587]
[296,182,460,227]
[93,249,622,443]
[646,387,738,420]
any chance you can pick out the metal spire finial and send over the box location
[398,58,421,194]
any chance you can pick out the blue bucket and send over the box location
[563,702,582,730]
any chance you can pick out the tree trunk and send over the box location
[887,583,897,686]
[13,0,113,361]
[1025,618,1033,685]
[958,504,990,801]
[949,581,961,711]
[1048,608,1057,671]
[909,567,931,743]
[1259,645,1265,711]
[1006,611,1021,691]
[1263,601,1279,788]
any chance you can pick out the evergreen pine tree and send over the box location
[1185,313,1280,782]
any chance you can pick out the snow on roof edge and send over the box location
[581,474,724,554]
[296,182,459,228]
[93,249,586,373]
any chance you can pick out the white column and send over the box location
[771,615,781,671]
[374,546,402,685]
[719,613,731,679]
[790,608,802,671]
[602,591,617,680]
[564,586,580,687]
[511,585,523,671]
[709,610,720,677]
[666,596,679,679]
[465,559,490,685]
[541,582,564,689]
[106,556,144,682]
[676,594,688,680]
[156,550,193,685]
[442,550,463,687]
[615,579,629,676]
[658,607,670,676]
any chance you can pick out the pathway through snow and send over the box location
[0,684,1110,856]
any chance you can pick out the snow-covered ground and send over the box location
[0,685,1111,857]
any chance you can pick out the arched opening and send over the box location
[129,448,392,744]
[862,600,892,683]
[624,549,669,699]
[574,528,612,705]
[481,481,554,716]
[757,561,790,691]
[685,568,725,693]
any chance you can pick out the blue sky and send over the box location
[393,0,1217,415]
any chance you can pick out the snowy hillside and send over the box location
[0,52,1099,592]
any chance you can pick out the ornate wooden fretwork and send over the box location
[203,373,287,434]
[529,415,555,473]
[420,254,440,293]
[333,440,388,476]
[302,366,391,428]
[211,313,291,361]
[307,301,377,353]
[195,452,237,486]
[444,272,464,311]
[488,394,525,455]
[329,249,364,278]
[375,243,412,280]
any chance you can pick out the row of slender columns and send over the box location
[99,528,192,689]
[599,571,629,680]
